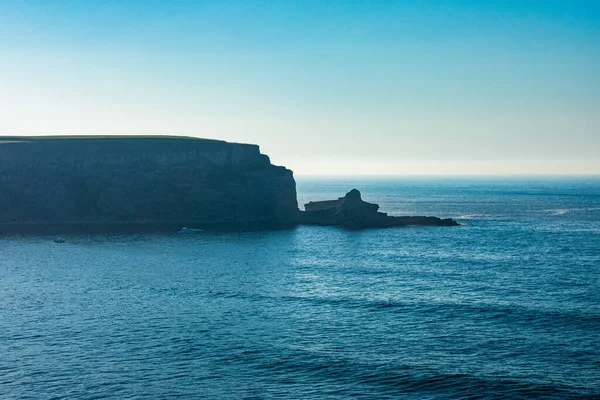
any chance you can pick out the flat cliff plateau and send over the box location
[0,136,298,232]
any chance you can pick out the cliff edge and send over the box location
[0,136,298,231]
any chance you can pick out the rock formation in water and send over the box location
[301,189,459,227]
[0,136,459,232]
[0,136,298,231]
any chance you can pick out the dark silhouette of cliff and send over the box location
[0,136,298,232]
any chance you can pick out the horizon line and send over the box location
[294,174,600,178]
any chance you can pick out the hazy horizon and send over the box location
[1,1,599,175]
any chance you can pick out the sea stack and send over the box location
[301,189,459,228]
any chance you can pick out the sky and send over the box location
[1,0,599,175]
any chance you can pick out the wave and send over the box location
[250,347,595,399]
[275,293,600,334]
[542,207,600,216]
[547,209,569,215]
[456,214,491,219]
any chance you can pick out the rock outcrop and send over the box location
[0,136,459,233]
[301,189,459,228]
[0,136,298,232]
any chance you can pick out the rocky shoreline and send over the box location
[0,136,458,232]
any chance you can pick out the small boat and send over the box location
[177,227,203,234]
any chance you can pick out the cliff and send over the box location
[0,136,298,231]
[301,189,459,228]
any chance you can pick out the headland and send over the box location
[0,136,458,232]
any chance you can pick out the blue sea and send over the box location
[1,177,599,399]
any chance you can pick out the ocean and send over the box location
[1,177,599,399]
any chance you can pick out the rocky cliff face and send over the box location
[0,136,298,230]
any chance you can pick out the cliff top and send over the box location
[0,135,228,144]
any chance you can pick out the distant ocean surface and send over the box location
[1,177,599,399]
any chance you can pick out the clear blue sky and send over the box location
[1,0,599,175]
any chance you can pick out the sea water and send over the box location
[1,177,599,399]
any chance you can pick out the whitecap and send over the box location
[542,207,600,215]
[456,214,490,219]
